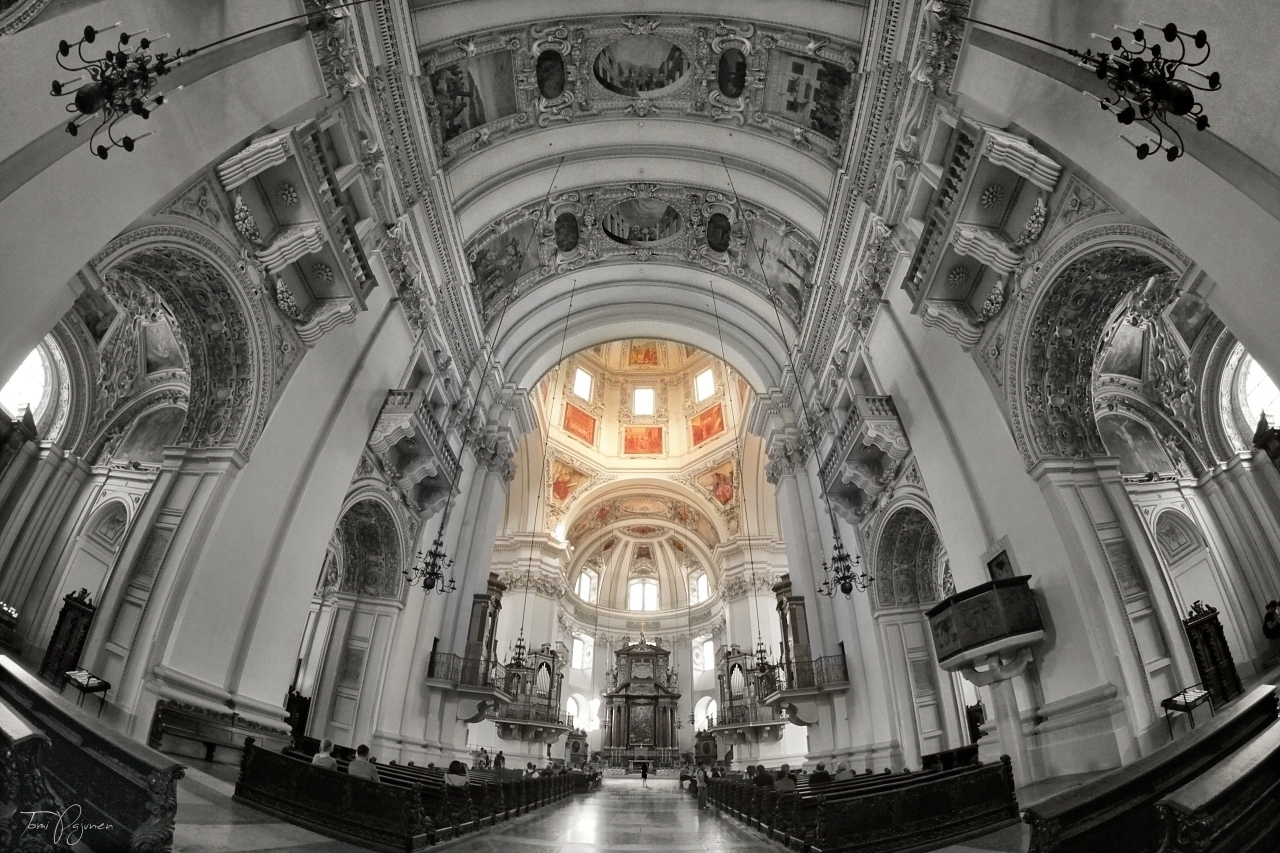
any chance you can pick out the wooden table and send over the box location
[65,668,110,717]
[1161,684,1213,738]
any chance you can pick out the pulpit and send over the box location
[602,637,681,767]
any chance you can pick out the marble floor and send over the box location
[172,767,1030,853]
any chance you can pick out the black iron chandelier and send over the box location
[818,528,873,598]
[50,1,371,159]
[403,526,457,595]
[945,12,1220,162]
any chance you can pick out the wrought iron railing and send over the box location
[492,703,572,727]
[427,652,506,690]
[707,703,783,729]
[758,653,850,695]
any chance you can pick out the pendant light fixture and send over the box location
[50,0,376,159]
[719,159,874,600]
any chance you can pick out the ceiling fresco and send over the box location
[467,181,817,321]
[419,16,860,166]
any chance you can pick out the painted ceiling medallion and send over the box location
[466,182,816,324]
[602,198,683,245]
[593,35,688,98]
[418,16,859,165]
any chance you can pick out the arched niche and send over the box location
[870,503,961,764]
[335,499,405,602]
[1149,508,1251,674]
[1096,414,1178,477]
[29,499,131,657]
[92,227,280,459]
[111,406,188,466]
[1006,227,1189,469]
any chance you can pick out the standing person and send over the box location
[1264,600,1280,642]
[347,744,380,782]
[495,750,506,770]
[697,765,710,810]
[478,747,490,769]
[311,738,337,771]
[640,762,648,787]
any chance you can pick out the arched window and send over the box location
[571,634,593,670]
[692,637,715,673]
[628,578,658,611]
[1240,354,1280,429]
[566,695,579,724]
[689,571,709,604]
[695,696,719,730]
[0,345,51,422]
[575,569,596,602]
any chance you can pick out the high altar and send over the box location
[601,637,681,768]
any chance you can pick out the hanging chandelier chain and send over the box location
[720,159,873,601]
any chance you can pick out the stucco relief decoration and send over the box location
[419,15,858,165]
[337,500,403,600]
[1014,243,1176,466]
[914,1,972,93]
[873,507,942,610]
[304,0,365,96]
[87,236,273,460]
[468,182,814,324]
[567,495,719,547]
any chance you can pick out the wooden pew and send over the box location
[0,697,65,850]
[1023,685,1279,853]
[0,654,185,853]
[235,738,436,851]
[1153,719,1280,853]
[811,758,1019,853]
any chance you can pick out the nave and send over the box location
[173,768,1028,853]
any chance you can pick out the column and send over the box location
[960,649,1033,786]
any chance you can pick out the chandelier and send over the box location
[943,12,1220,162]
[403,527,457,595]
[753,633,772,674]
[49,2,369,159]
[818,528,874,598]
[52,24,177,158]
[506,630,529,670]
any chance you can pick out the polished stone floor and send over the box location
[172,768,1029,853]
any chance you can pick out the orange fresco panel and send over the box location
[563,403,596,445]
[691,403,726,446]
[623,426,663,454]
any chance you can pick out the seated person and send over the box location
[752,764,773,786]
[832,761,855,782]
[809,761,832,784]
[524,761,538,777]
[347,744,380,782]
[774,763,797,793]
[311,738,337,771]
[445,760,469,788]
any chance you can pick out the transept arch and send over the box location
[1004,225,1190,470]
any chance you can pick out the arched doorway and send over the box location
[872,505,961,767]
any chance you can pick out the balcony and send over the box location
[426,652,511,723]
[759,653,850,727]
[901,115,1062,347]
[491,702,575,744]
[216,114,382,344]
[367,389,460,515]
[820,395,910,517]
[706,702,789,744]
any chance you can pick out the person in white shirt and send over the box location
[311,738,337,771]
[347,744,380,782]
[832,761,855,782]
[445,760,469,788]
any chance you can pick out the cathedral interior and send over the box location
[1,1,1280,852]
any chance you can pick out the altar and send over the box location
[601,637,681,768]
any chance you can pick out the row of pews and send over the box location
[0,655,185,852]
[234,737,599,852]
[704,754,1020,853]
[1024,683,1280,853]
